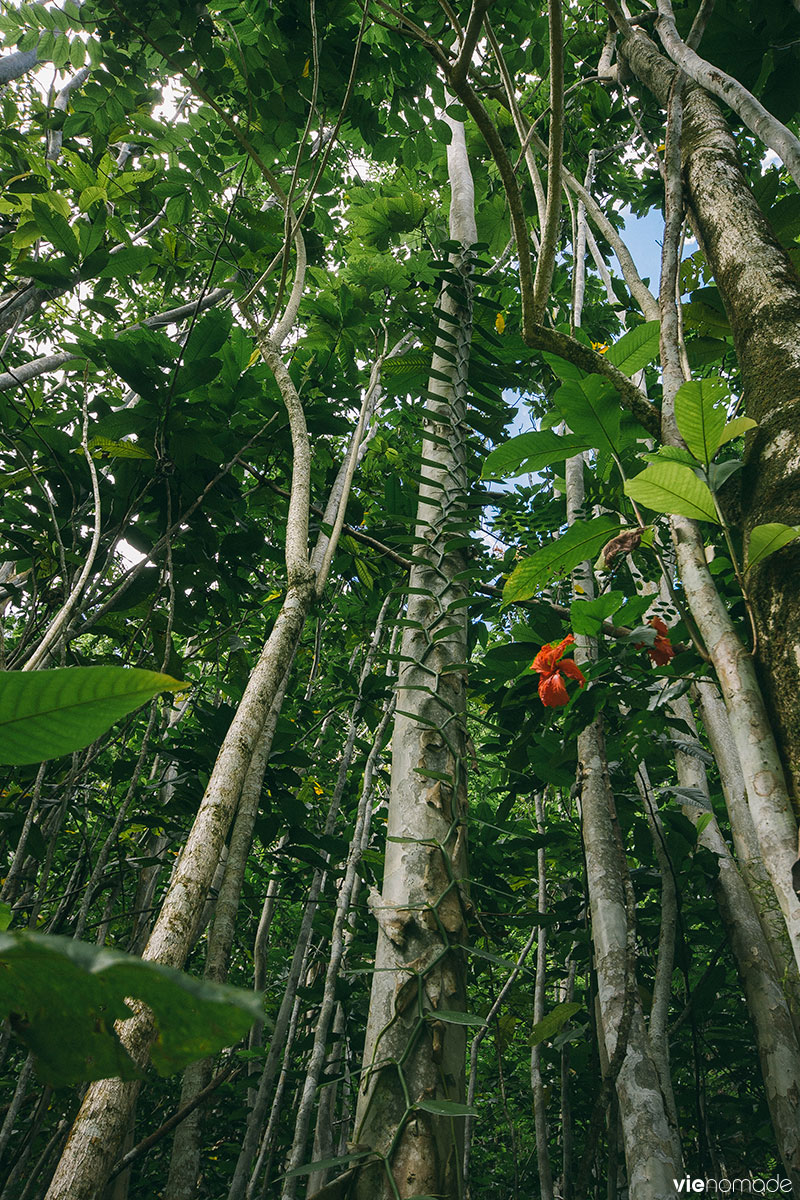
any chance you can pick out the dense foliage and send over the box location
[1,1,799,1198]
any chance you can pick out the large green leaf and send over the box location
[541,349,584,383]
[745,523,800,571]
[31,196,80,261]
[482,430,592,479]
[504,515,620,602]
[605,320,660,376]
[570,591,625,636]
[0,932,263,1085]
[530,1001,583,1046]
[415,1098,478,1117]
[552,375,625,456]
[718,415,758,447]
[625,463,720,523]
[429,1009,488,1026]
[284,1151,373,1180]
[673,377,729,466]
[0,667,186,765]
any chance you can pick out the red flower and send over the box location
[644,617,675,666]
[531,634,587,708]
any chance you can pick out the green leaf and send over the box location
[708,459,744,490]
[605,320,660,376]
[87,436,153,460]
[530,1001,583,1046]
[553,375,629,456]
[78,186,107,212]
[429,1009,488,1027]
[482,430,592,479]
[541,350,584,383]
[284,1151,373,1179]
[0,932,262,1085]
[31,197,80,261]
[0,667,186,765]
[415,1098,478,1117]
[0,903,11,932]
[12,257,75,286]
[745,523,800,571]
[99,246,154,280]
[625,463,720,524]
[695,813,714,837]
[570,591,625,636]
[69,36,85,67]
[0,465,43,491]
[643,446,697,467]
[685,336,729,368]
[504,516,620,602]
[52,32,71,68]
[673,377,730,466]
[718,415,757,447]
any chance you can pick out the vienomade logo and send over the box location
[673,1178,793,1195]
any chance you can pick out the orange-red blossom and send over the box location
[644,617,675,666]
[531,634,586,708]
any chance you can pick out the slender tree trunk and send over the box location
[694,681,800,1027]
[668,696,800,1185]
[617,19,800,815]
[335,115,477,1200]
[579,719,683,1197]
[306,1003,347,1197]
[565,444,681,1197]
[165,677,289,1200]
[559,960,577,1200]
[635,765,679,1132]
[531,792,554,1200]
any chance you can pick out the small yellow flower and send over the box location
[495,312,505,334]
[591,341,608,354]
[656,142,666,152]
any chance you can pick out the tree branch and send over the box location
[654,0,800,190]
[107,1065,240,1181]
[531,0,565,321]
[526,323,661,437]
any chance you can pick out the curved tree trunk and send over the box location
[618,21,800,815]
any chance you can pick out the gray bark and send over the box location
[566,426,681,1197]
[669,696,800,1186]
[579,720,683,1198]
[165,679,290,1200]
[344,116,477,1200]
[531,792,554,1200]
[618,19,800,816]
[0,48,38,84]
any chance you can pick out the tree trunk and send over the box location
[618,22,800,812]
[165,686,287,1200]
[669,697,800,1186]
[579,720,683,1198]
[565,459,682,1196]
[45,531,315,1200]
[531,791,554,1200]
[341,115,476,1200]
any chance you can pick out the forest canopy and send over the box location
[1,1,800,1199]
